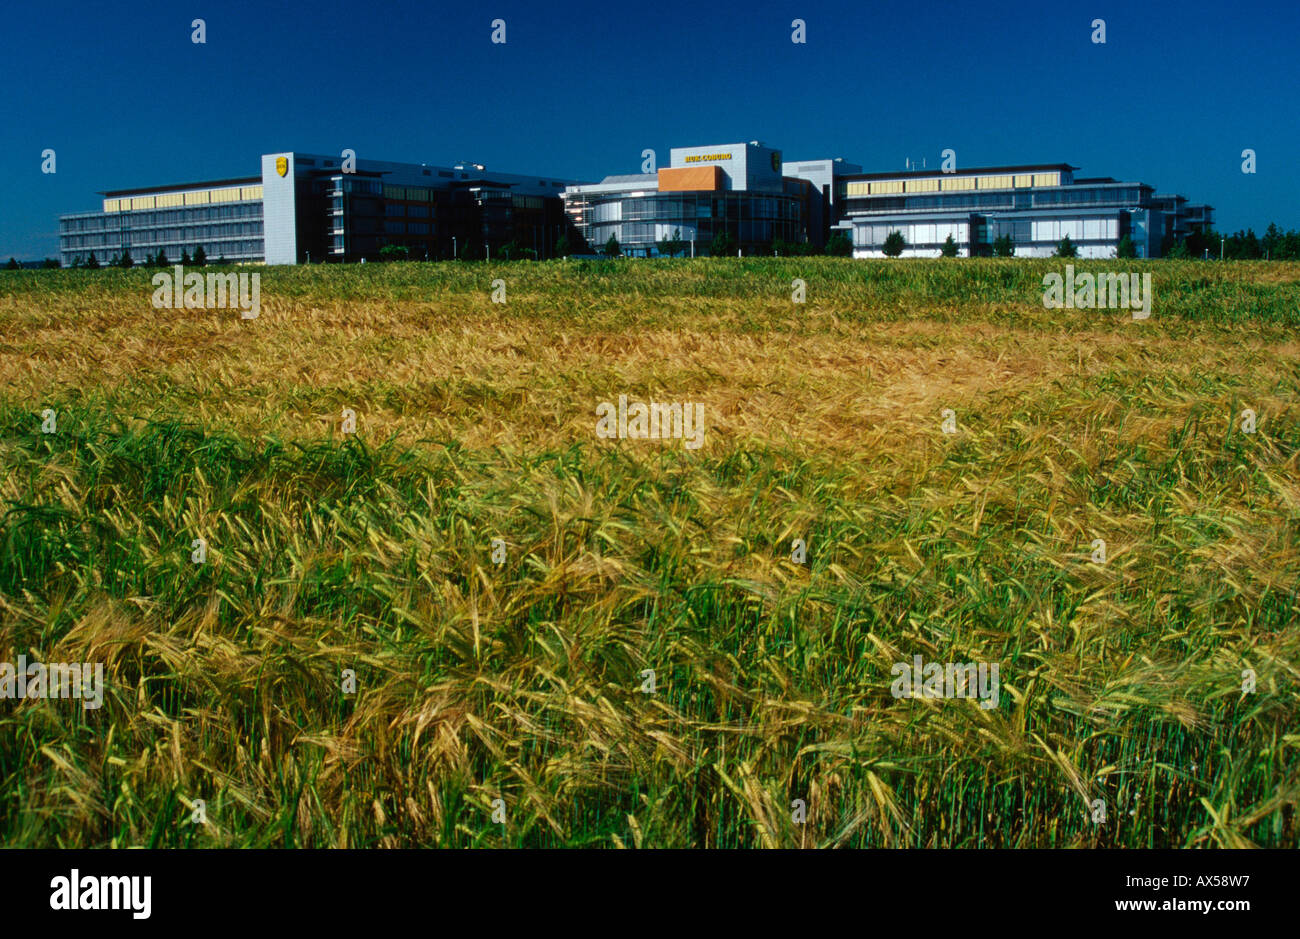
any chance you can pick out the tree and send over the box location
[1055,235,1077,258]
[193,245,207,266]
[604,234,621,257]
[657,227,685,258]
[181,249,191,265]
[379,244,410,261]
[1116,235,1136,259]
[119,248,134,268]
[709,230,736,257]
[5,258,18,270]
[1238,228,1262,259]
[1166,239,1189,259]
[825,232,853,257]
[993,234,1014,257]
[555,234,572,257]
[882,231,906,257]
[43,258,61,269]
[1263,222,1283,259]
[940,234,959,257]
[86,251,100,269]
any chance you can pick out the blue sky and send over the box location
[2,0,1297,259]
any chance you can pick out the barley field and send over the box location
[0,258,1297,848]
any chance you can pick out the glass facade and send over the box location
[843,171,1166,257]
[321,175,568,261]
[564,190,805,256]
[60,187,264,266]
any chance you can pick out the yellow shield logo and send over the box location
[275,157,288,178]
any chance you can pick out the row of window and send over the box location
[61,222,264,249]
[383,221,432,234]
[103,186,262,213]
[843,172,1062,197]
[854,222,971,247]
[854,217,1120,247]
[61,204,262,232]
[583,219,802,247]
[845,186,1148,215]
[573,193,803,227]
[62,239,265,261]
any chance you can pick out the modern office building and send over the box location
[58,152,582,266]
[60,177,266,267]
[56,142,1211,264]
[561,142,861,256]
[837,164,1214,259]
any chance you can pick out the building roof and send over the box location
[100,177,260,197]
[842,163,1077,182]
[600,174,658,185]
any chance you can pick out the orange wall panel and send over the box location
[658,165,722,192]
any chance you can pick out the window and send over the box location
[941,177,976,192]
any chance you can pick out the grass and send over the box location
[0,257,1297,847]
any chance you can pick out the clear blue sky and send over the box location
[2,0,1297,259]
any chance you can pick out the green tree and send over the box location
[940,234,959,257]
[193,245,207,266]
[86,251,100,269]
[709,230,737,256]
[882,231,906,257]
[379,244,410,261]
[825,232,853,257]
[1262,222,1282,259]
[119,248,134,268]
[1055,235,1077,258]
[1166,239,1189,259]
[1238,228,1262,259]
[1116,235,1136,259]
[4,258,18,270]
[180,249,191,265]
[993,234,1014,257]
[604,234,621,257]
[657,228,685,258]
[43,258,60,269]
[555,234,572,257]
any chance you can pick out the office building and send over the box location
[837,164,1214,258]
[56,143,1211,265]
